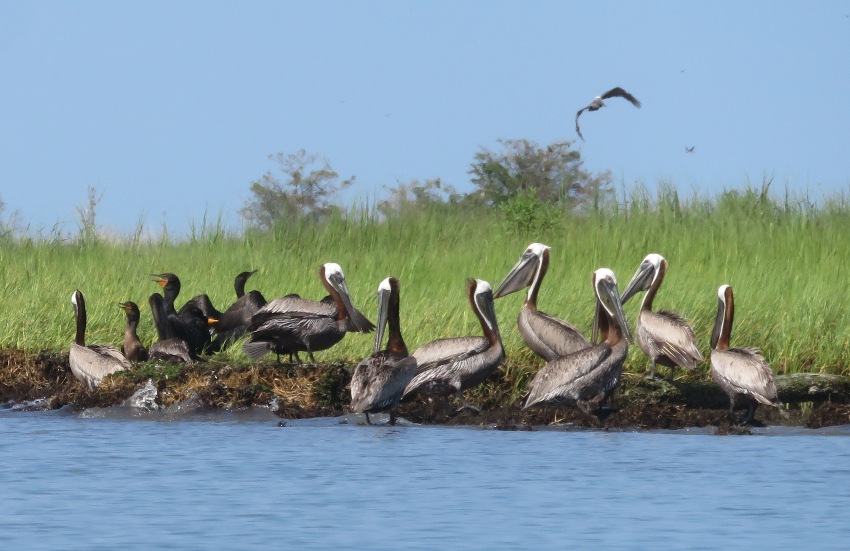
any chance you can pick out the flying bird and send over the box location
[575,87,641,141]
[685,146,695,153]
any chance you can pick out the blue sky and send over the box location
[1,1,848,237]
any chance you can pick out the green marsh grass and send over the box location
[1,185,849,378]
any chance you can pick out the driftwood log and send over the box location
[619,373,850,409]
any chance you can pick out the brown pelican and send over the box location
[710,284,781,424]
[575,86,641,141]
[350,277,418,425]
[402,279,504,403]
[523,268,632,411]
[152,273,213,355]
[243,263,373,362]
[620,253,703,380]
[148,293,197,364]
[69,290,132,390]
[494,243,588,361]
[119,301,149,362]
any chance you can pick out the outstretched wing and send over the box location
[600,87,641,108]
[574,107,588,141]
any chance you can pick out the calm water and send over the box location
[2,404,850,550]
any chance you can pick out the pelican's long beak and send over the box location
[328,273,366,332]
[597,276,633,344]
[374,281,392,354]
[710,286,731,351]
[620,261,655,305]
[494,252,538,299]
[473,279,501,339]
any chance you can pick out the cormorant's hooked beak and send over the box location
[151,274,168,289]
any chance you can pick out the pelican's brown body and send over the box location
[243,263,373,362]
[523,269,632,411]
[710,285,781,424]
[69,290,131,390]
[494,243,588,362]
[403,279,504,399]
[350,277,418,425]
[621,254,703,380]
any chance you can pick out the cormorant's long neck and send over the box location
[150,295,173,340]
[162,286,179,316]
[234,274,248,298]
[74,298,86,347]
[385,287,408,356]
[125,317,140,341]
[525,251,549,309]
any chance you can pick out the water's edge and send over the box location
[2,348,850,432]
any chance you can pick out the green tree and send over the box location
[241,150,355,229]
[377,178,461,217]
[467,138,613,209]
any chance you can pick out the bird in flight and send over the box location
[685,146,695,153]
[575,87,641,141]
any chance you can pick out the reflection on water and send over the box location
[1,407,850,550]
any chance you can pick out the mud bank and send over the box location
[2,349,850,432]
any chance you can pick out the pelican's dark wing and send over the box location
[600,87,641,108]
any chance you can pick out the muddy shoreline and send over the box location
[2,349,850,433]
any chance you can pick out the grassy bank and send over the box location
[1,184,849,379]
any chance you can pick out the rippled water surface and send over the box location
[2,406,850,550]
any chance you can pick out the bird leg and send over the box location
[389,409,397,426]
[664,365,677,381]
[365,412,372,425]
[645,360,659,380]
[744,403,757,425]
